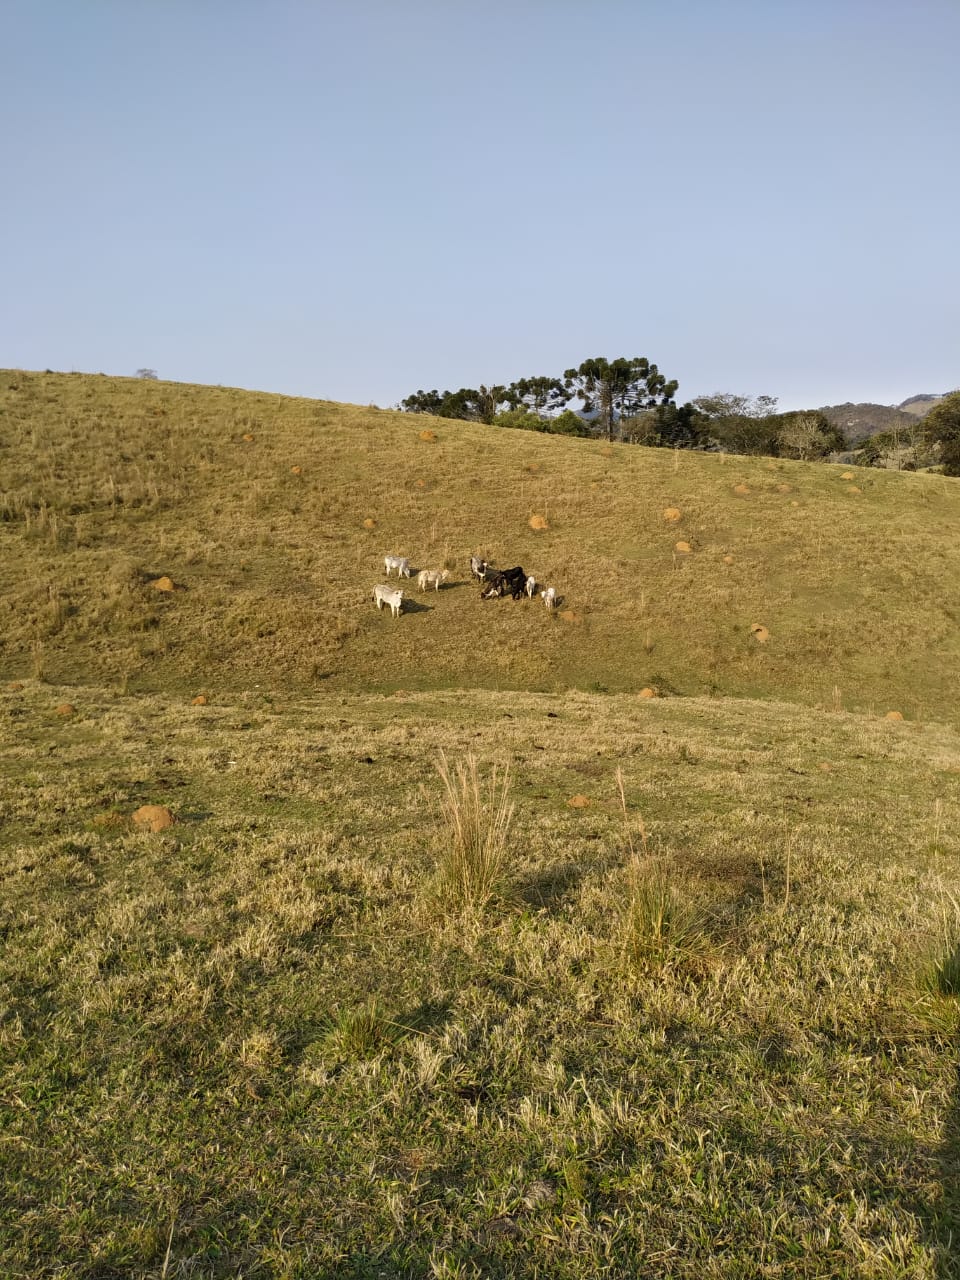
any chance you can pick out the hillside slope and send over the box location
[3,370,960,721]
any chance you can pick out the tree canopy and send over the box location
[563,357,679,442]
[924,391,960,476]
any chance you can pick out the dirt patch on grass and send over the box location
[559,609,582,623]
[151,576,175,593]
[733,484,750,495]
[675,541,692,553]
[529,514,549,530]
[567,794,591,808]
[132,804,175,832]
[663,507,682,522]
[751,624,770,643]
[419,429,437,442]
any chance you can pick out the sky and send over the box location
[2,0,958,412]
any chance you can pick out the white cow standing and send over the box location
[384,555,412,578]
[417,568,449,591]
[373,583,405,617]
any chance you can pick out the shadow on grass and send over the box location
[515,861,586,911]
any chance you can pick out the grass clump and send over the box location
[621,859,709,974]
[924,890,960,996]
[434,752,514,916]
[323,997,405,1059]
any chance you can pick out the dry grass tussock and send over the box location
[433,751,514,915]
[2,370,960,718]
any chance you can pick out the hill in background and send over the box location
[3,370,960,722]
[819,393,945,443]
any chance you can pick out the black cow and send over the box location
[480,566,526,600]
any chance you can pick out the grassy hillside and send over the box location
[3,678,960,1277]
[5,371,960,1277]
[3,370,960,722]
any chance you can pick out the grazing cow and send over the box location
[540,586,559,609]
[384,555,412,578]
[417,568,449,592]
[470,555,490,581]
[525,575,537,599]
[373,583,405,617]
[481,566,526,600]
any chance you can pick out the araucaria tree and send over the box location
[925,391,960,476]
[563,357,679,441]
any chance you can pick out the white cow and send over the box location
[417,568,449,591]
[525,575,537,599]
[373,583,405,617]
[540,586,558,609]
[384,555,412,578]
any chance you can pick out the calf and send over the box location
[540,586,559,609]
[373,583,405,617]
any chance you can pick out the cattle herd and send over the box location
[371,554,562,618]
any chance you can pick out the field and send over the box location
[3,372,960,1278]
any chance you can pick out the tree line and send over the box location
[399,356,849,461]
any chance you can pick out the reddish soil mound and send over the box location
[529,514,549,530]
[55,703,75,717]
[750,623,770,643]
[567,794,591,808]
[419,429,437,442]
[132,805,175,832]
[663,507,682,522]
[152,576,175,593]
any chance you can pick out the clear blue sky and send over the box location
[2,0,957,411]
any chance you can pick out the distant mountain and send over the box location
[818,394,944,444]
[898,394,944,417]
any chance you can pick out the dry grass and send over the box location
[2,680,960,1276]
[2,370,960,721]
[433,751,515,915]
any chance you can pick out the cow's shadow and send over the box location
[398,597,432,614]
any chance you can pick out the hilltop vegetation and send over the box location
[2,370,960,721]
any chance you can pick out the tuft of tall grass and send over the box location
[621,860,709,974]
[924,889,960,996]
[324,998,405,1059]
[434,752,514,916]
